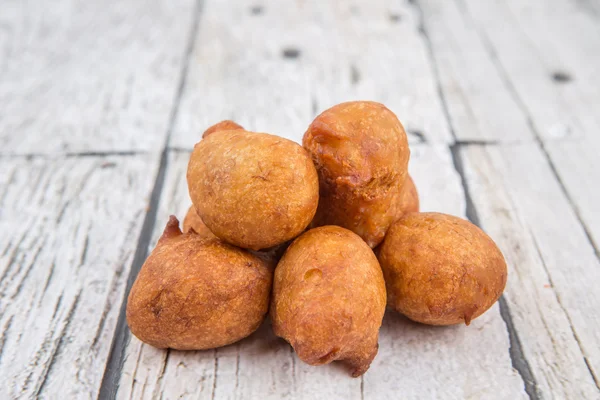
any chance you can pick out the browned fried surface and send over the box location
[126,216,272,350]
[393,174,419,218]
[202,120,243,138]
[188,130,319,250]
[271,226,386,377]
[303,101,410,248]
[377,212,507,326]
[183,205,286,266]
[182,205,216,239]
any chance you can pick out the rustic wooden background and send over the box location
[1,0,599,399]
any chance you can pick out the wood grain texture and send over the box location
[458,143,600,398]
[365,144,526,400]
[416,0,534,144]
[2,0,598,399]
[170,0,453,148]
[417,0,600,394]
[419,0,600,275]
[116,1,527,398]
[0,0,195,154]
[0,156,157,399]
[117,146,525,399]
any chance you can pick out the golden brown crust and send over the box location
[187,130,319,250]
[377,212,507,326]
[393,174,419,218]
[202,120,244,138]
[126,216,272,350]
[182,205,217,239]
[303,101,410,248]
[271,226,386,376]
[182,205,289,267]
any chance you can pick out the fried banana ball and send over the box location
[202,120,243,138]
[188,130,319,250]
[271,226,387,377]
[126,216,272,350]
[303,101,410,248]
[393,174,419,219]
[182,205,217,239]
[377,212,507,326]
[183,205,286,267]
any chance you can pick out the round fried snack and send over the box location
[182,205,217,239]
[183,205,287,267]
[126,216,272,350]
[188,130,319,250]
[377,213,507,326]
[394,174,419,218]
[202,120,243,138]
[271,226,386,377]
[303,101,410,248]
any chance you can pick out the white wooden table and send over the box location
[1,0,599,399]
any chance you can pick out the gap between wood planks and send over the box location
[12,0,586,397]
[451,0,600,265]
[452,0,600,391]
[0,139,507,162]
[449,144,540,400]
[97,0,203,398]
[0,151,146,158]
[410,0,541,398]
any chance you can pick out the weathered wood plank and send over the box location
[117,0,527,398]
[8,0,594,399]
[418,0,600,393]
[0,0,195,154]
[170,0,453,148]
[117,145,525,399]
[0,156,157,399]
[415,0,534,144]
[365,144,526,400]
[458,143,600,398]
[461,0,600,255]
[418,0,600,256]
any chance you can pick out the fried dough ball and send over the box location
[394,174,419,218]
[183,205,287,267]
[188,130,319,250]
[271,226,386,377]
[182,205,217,239]
[303,101,410,248]
[202,120,243,138]
[126,216,272,350]
[377,213,507,326]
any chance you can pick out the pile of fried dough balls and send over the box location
[127,101,507,377]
